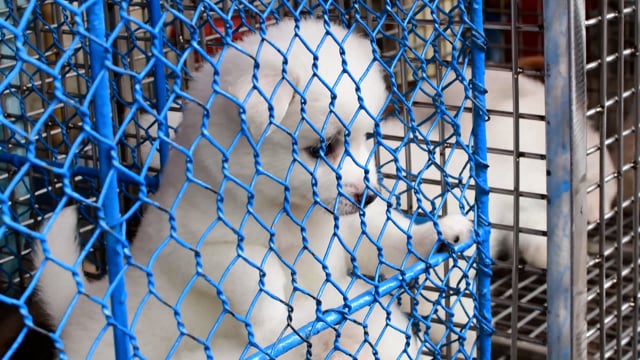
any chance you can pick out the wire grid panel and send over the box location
[478,1,639,359]
[0,0,490,359]
[583,0,640,358]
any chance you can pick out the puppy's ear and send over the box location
[228,72,296,140]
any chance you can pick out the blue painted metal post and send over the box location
[543,0,588,358]
[469,0,492,358]
[86,0,131,358]
[147,0,169,168]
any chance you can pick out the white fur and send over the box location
[34,19,472,359]
[31,206,80,327]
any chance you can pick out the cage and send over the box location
[0,0,491,359]
[1,0,638,359]
[482,0,640,359]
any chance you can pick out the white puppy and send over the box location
[34,19,472,359]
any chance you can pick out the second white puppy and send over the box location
[35,18,472,359]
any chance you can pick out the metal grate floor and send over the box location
[490,213,640,359]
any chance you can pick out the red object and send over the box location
[517,0,543,58]
[167,15,275,63]
[491,0,544,62]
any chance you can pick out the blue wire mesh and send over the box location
[0,0,490,359]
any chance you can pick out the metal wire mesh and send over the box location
[0,0,490,359]
[479,1,639,359]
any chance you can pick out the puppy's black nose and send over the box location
[364,192,376,207]
[355,192,377,208]
[434,241,450,253]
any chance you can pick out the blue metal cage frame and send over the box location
[0,0,490,358]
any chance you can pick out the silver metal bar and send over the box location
[543,0,588,358]
[508,1,521,358]
[597,1,609,359]
[631,0,640,356]
[615,1,627,358]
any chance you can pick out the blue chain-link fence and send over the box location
[0,0,490,358]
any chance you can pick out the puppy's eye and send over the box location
[307,137,337,159]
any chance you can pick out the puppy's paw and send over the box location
[436,214,473,244]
